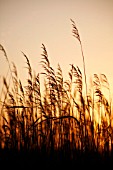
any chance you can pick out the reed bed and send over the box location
[0,20,113,167]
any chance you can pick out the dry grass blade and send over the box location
[21,51,32,79]
[70,19,87,101]
[70,19,81,42]
[0,44,9,62]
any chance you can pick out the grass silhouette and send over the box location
[0,19,113,168]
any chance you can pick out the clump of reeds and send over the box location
[0,20,113,164]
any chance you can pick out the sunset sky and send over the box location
[0,0,113,95]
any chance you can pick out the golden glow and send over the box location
[0,0,113,154]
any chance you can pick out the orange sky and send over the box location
[0,0,113,96]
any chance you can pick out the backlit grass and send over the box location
[0,19,113,167]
